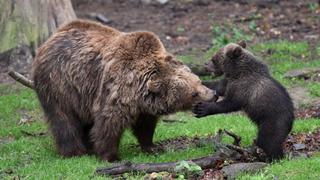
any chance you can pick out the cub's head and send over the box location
[205,40,247,77]
[142,55,216,115]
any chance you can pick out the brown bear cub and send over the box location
[193,41,294,161]
[32,20,215,162]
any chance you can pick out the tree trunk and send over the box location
[0,0,76,53]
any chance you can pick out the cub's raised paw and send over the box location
[192,102,212,118]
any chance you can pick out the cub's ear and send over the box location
[237,40,247,48]
[147,79,162,93]
[226,46,242,59]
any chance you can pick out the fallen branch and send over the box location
[224,129,242,146]
[21,130,47,137]
[162,119,187,124]
[8,71,34,89]
[96,131,225,176]
[96,129,267,177]
[96,156,223,176]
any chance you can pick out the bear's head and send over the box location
[121,31,216,115]
[142,55,216,115]
[204,40,247,77]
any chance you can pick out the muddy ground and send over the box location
[75,0,320,55]
[1,0,319,83]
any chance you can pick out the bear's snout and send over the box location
[198,86,217,102]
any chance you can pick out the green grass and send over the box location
[238,154,320,180]
[252,41,320,98]
[1,40,320,179]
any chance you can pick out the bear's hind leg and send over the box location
[132,114,158,153]
[256,117,290,161]
[46,108,87,157]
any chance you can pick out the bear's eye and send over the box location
[192,92,199,98]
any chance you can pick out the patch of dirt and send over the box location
[285,128,320,154]
[295,105,320,119]
[75,0,320,55]
[156,135,215,151]
[129,135,215,153]
[1,0,319,84]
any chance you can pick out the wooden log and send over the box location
[96,155,223,176]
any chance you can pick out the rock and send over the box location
[304,35,319,40]
[293,143,306,150]
[156,0,169,4]
[284,68,320,80]
[288,86,315,109]
[87,13,111,24]
[289,151,309,159]
[141,0,169,5]
[222,162,267,179]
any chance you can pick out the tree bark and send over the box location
[0,0,76,53]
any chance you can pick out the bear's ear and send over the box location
[165,55,183,66]
[147,79,162,93]
[132,32,165,56]
[226,46,242,59]
[164,55,173,62]
[237,40,246,48]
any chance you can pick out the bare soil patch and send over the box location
[75,0,320,55]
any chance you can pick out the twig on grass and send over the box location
[224,129,242,146]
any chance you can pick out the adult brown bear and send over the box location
[32,20,215,162]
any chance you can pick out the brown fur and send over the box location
[32,20,214,162]
[195,42,294,161]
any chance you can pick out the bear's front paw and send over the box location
[101,153,120,162]
[192,102,212,118]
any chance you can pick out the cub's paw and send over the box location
[192,102,212,118]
